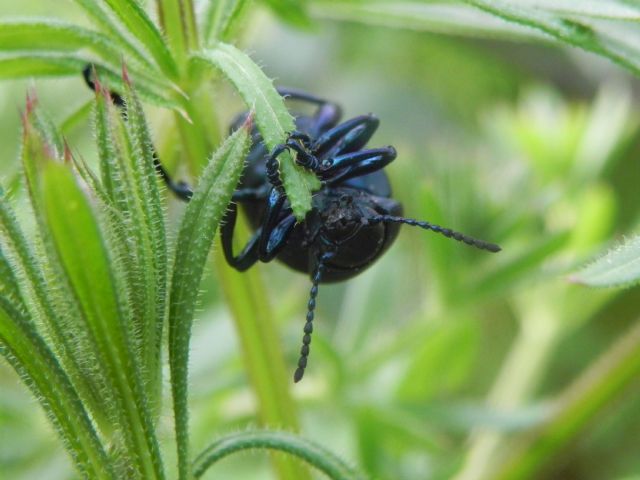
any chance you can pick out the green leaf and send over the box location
[571,235,640,287]
[89,77,168,411]
[193,430,367,480]
[263,0,311,28]
[169,119,252,480]
[61,99,94,135]
[40,159,164,479]
[0,238,23,314]
[15,105,118,434]
[121,75,169,403]
[99,0,179,79]
[311,2,545,40]
[0,20,128,64]
[73,0,157,68]
[463,0,640,77]
[192,43,321,220]
[397,318,479,400]
[0,307,114,480]
[0,54,180,109]
[201,0,252,44]
[0,54,85,77]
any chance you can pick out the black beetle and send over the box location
[83,67,500,382]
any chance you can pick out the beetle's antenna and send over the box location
[294,251,334,382]
[370,215,500,252]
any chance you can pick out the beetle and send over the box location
[83,67,500,382]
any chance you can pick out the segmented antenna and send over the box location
[294,252,333,382]
[370,215,501,253]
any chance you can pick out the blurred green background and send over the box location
[2,1,640,479]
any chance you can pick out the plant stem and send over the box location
[454,299,560,480]
[494,318,640,479]
[213,242,311,480]
[194,430,366,480]
[155,0,198,68]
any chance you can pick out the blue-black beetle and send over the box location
[83,67,500,381]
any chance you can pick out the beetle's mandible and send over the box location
[83,67,500,382]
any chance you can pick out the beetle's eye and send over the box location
[321,159,332,169]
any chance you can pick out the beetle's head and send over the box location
[319,193,368,244]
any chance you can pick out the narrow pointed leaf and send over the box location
[14,111,116,431]
[310,2,545,40]
[169,120,251,480]
[0,21,128,63]
[73,0,156,69]
[100,0,179,79]
[89,80,168,412]
[0,307,114,480]
[571,235,640,287]
[263,0,311,28]
[0,55,179,109]
[40,160,165,479]
[464,0,640,77]
[192,43,321,220]
[121,76,169,402]
[202,0,251,44]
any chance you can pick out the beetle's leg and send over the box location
[293,250,335,383]
[82,64,125,107]
[321,147,397,184]
[277,87,342,134]
[285,138,320,170]
[257,188,296,261]
[231,185,270,202]
[265,144,289,192]
[220,202,261,271]
[152,153,193,201]
[312,114,380,159]
[369,215,501,253]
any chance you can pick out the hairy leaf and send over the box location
[169,119,251,480]
[571,235,640,287]
[192,43,321,220]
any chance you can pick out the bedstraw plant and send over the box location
[3,1,640,479]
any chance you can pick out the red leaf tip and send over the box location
[25,89,38,115]
[242,111,255,131]
[63,140,73,164]
[121,62,131,86]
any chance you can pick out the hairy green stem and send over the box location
[213,245,311,480]
[193,430,366,480]
[156,0,198,68]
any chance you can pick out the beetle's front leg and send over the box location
[312,114,380,158]
[321,147,397,184]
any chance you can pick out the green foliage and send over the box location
[572,236,640,287]
[2,1,640,480]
